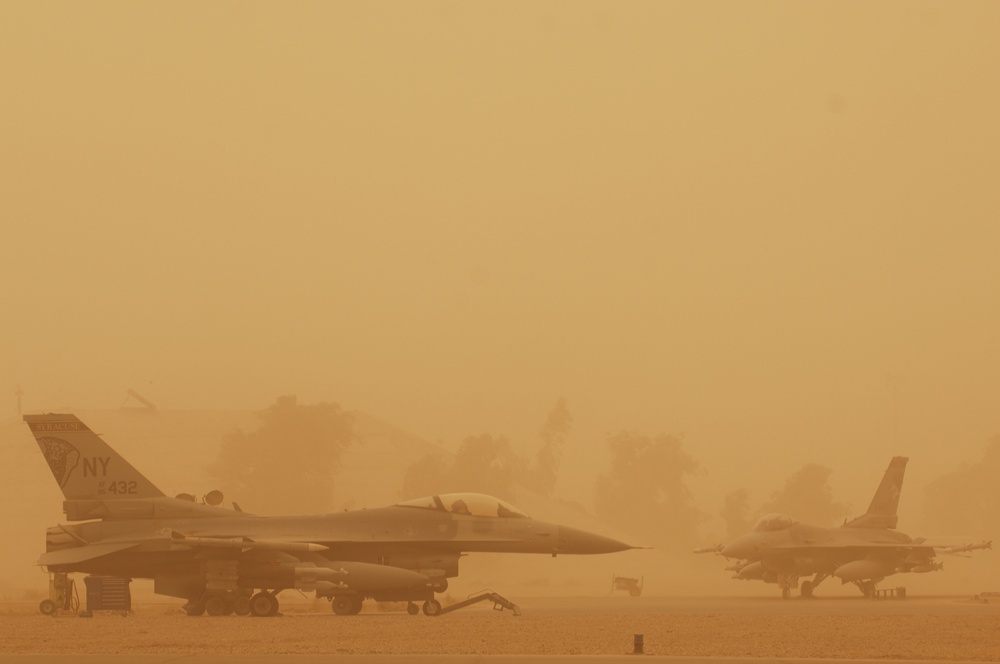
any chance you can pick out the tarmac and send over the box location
[2,595,997,662]
[0,658,995,664]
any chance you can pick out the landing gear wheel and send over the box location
[860,581,876,598]
[800,580,814,598]
[406,602,419,616]
[39,599,56,616]
[232,595,251,616]
[350,595,364,615]
[431,578,449,593]
[331,595,356,615]
[781,587,791,600]
[249,591,279,617]
[205,595,228,616]
[422,599,442,616]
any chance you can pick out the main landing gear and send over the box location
[249,591,280,617]
[331,595,364,616]
[184,590,273,617]
[777,573,797,599]
[778,572,830,599]
[799,573,828,598]
[855,580,877,598]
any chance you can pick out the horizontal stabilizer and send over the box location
[37,541,138,567]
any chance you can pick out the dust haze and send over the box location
[2,1,999,603]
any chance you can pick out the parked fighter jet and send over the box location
[26,413,635,616]
[698,457,991,598]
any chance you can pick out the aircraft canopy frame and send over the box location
[397,493,528,519]
[752,513,797,532]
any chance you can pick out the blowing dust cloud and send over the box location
[0,1,998,657]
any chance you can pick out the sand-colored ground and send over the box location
[2,596,999,660]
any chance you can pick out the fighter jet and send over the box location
[25,413,635,616]
[698,457,991,598]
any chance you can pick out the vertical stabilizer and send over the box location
[843,456,907,529]
[24,413,164,500]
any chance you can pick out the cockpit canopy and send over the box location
[397,492,528,518]
[752,513,797,532]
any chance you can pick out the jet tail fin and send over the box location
[843,456,907,529]
[24,413,165,501]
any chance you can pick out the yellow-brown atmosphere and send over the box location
[1,1,999,653]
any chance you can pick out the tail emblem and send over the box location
[37,437,80,488]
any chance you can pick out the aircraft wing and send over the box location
[170,531,329,553]
[762,538,991,554]
[749,538,939,558]
[38,542,139,567]
[764,542,935,552]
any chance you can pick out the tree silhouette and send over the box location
[209,395,353,515]
[400,451,449,500]
[720,488,753,541]
[400,433,521,502]
[921,436,1000,536]
[450,433,520,499]
[594,431,703,550]
[759,463,847,526]
[524,398,572,495]
[401,400,572,501]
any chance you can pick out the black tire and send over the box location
[249,591,278,617]
[781,587,791,600]
[205,595,227,616]
[39,599,56,616]
[351,595,364,615]
[331,595,355,615]
[232,595,251,616]
[422,599,442,616]
[800,580,814,598]
[406,602,419,616]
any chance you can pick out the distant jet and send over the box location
[697,457,991,598]
[25,413,636,617]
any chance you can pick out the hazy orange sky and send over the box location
[3,2,999,508]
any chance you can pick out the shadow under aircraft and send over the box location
[25,413,636,617]
[696,456,990,598]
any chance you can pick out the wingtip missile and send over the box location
[693,544,723,554]
[943,540,992,554]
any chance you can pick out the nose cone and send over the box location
[721,534,757,560]
[556,526,634,554]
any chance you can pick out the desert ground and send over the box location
[1,595,998,660]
